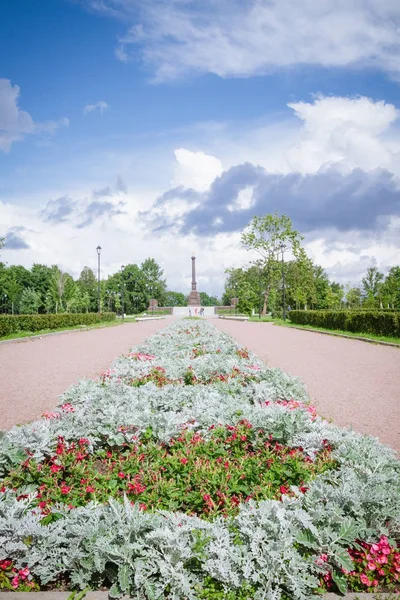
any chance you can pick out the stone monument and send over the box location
[188,255,201,306]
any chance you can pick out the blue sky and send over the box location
[1,0,400,294]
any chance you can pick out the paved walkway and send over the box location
[0,320,168,431]
[213,320,400,453]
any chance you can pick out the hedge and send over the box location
[0,312,116,338]
[288,309,400,338]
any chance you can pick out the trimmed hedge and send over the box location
[289,309,400,338]
[0,312,116,338]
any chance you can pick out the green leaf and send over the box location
[332,571,348,596]
[108,583,122,598]
[338,519,359,543]
[332,546,354,572]
[118,564,130,592]
[295,530,319,549]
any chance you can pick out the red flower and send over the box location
[180,458,188,464]
[118,472,126,479]
[279,485,290,495]
[127,482,146,494]
[86,486,95,493]
[60,482,71,495]
[50,464,62,473]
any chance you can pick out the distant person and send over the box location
[200,307,204,317]
[195,307,198,315]
[189,307,192,317]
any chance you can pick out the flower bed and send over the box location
[0,320,399,599]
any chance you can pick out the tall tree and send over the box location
[362,267,384,307]
[77,266,98,311]
[241,213,303,314]
[141,258,167,307]
[30,264,57,312]
[381,267,400,309]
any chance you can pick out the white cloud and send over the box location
[88,0,400,81]
[172,148,223,192]
[285,95,400,174]
[83,100,109,115]
[0,79,68,152]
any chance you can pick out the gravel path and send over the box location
[0,320,168,431]
[213,320,400,453]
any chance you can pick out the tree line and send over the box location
[0,237,170,314]
[222,214,400,315]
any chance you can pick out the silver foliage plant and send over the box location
[0,320,399,599]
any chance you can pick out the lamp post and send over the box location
[96,246,102,313]
[258,265,262,319]
[121,265,125,320]
[279,242,286,321]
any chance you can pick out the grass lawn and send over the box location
[249,316,400,345]
[0,316,138,342]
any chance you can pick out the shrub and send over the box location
[0,313,116,338]
[289,310,400,338]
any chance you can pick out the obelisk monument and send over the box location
[188,255,201,306]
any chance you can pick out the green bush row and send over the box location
[288,310,400,338]
[0,312,116,338]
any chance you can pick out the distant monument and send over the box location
[188,255,201,306]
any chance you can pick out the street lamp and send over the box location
[121,265,125,320]
[96,246,102,313]
[279,242,287,321]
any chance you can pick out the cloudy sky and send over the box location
[1,0,400,295]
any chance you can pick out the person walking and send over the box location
[189,307,192,317]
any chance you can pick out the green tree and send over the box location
[241,213,303,314]
[141,258,167,307]
[381,266,400,309]
[30,263,57,312]
[77,267,98,311]
[5,275,22,314]
[199,292,220,306]
[49,269,75,312]
[362,267,384,307]
[326,282,344,309]
[165,291,187,306]
[19,287,40,314]
[346,286,362,309]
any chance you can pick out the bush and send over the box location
[289,310,400,338]
[0,313,116,338]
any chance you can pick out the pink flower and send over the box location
[18,568,30,580]
[367,561,376,571]
[11,575,19,589]
[360,574,372,586]
[85,486,95,493]
[50,464,62,473]
[61,403,75,412]
[118,472,126,479]
[377,555,388,564]
[180,458,188,464]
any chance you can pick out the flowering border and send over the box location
[0,320,399,599]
